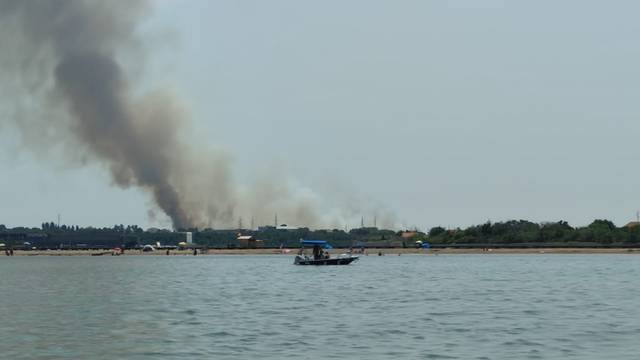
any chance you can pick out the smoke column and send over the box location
[0,0,232,229]
[0,1,397,230]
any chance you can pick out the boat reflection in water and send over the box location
[294,240,358,265]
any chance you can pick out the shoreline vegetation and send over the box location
[3,219,640,252]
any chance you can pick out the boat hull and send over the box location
[294,256,358,265]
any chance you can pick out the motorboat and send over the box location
[294,255,359,265]
[294,240,358,265]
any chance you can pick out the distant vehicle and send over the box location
[152,241,177,250]
[142,244,155,252]
[156,245,178,250]
[294,240,358,265]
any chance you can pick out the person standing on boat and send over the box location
[313,245,321,260]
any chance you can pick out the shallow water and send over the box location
[1,254,639,359]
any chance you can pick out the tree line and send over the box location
[1,219,640,249]
[425,219,640,245]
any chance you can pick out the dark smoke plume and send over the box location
[0,0,397,230]
[0,0,224,229]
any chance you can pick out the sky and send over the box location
[2,0,640,230]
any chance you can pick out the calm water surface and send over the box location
[1,254,639,359]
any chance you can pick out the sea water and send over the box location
[0,254,639,359]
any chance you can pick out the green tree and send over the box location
[588,219,616,231]
[428,226,446,237]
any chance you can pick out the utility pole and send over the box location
[275,213,278,227]
[238,217,243,230]
[374,215,377,228]
[361,216,364,228]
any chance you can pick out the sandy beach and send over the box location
[4,247,640,256]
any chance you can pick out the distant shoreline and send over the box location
[3,247,640,256]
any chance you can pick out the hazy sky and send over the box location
[2,0,640,230]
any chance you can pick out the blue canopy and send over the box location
[300,240,333,249]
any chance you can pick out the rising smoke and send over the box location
[0,0,396,230]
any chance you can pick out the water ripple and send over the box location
[1,254,639,359]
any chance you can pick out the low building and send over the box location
[276,224,298,231]
[237,235,264,248]
[625,221,640,229]
[0,232,27,245]
[400,231,418,240]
